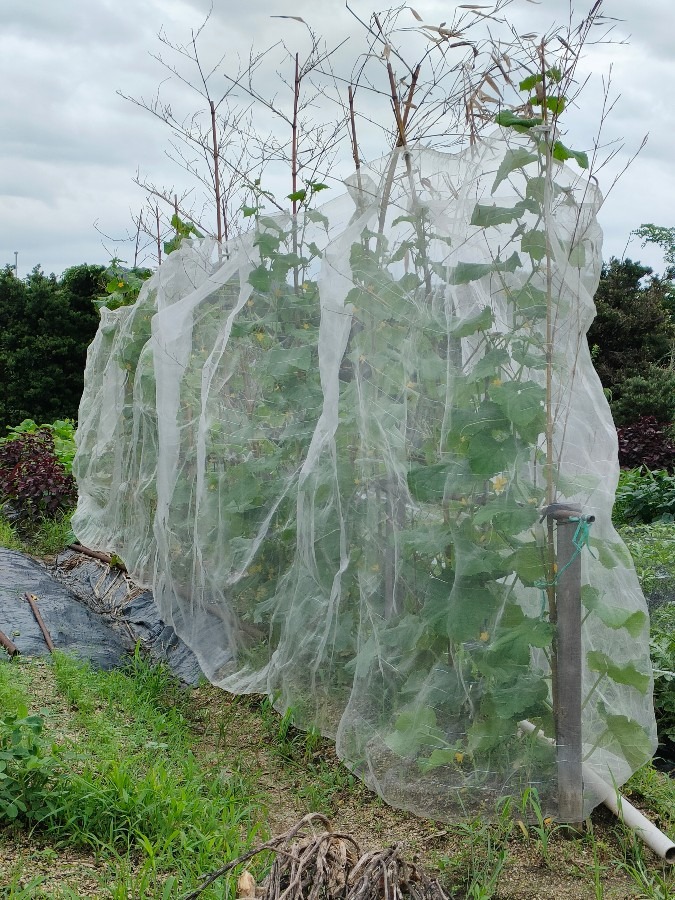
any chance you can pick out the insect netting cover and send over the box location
[73,130,657,821]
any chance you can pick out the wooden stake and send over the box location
[68,543,127,572]
[548,504,585,829]
[0,628,19,657]
[24,593,55,653]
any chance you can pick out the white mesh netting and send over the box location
[73,130,657,820]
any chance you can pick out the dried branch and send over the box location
[180,813,450,900]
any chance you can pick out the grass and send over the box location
[0,653,267,898]
[1,652,674,899]
[0,510,74,557]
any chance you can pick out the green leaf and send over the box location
[491,674,549,718]
[587,651,650,694]
[448,306,494,337]
[567,242,586,268]
[511,544,546,585]
[248,265,272,293]
[265,346,313,375]
[466,347,510,383]
[472,497,539,533]
[590,539,632,569]
[384,707,445,757]
[545,95,566,115]
[521,229,547,261]
[491,147,539,194]
[254,231,282,257]
[447,580,502,642]
[389,241,416,263]
[596,710,654,770]
[471,199,538,229]
[519,73,543,92]
[467,715,514,752]
[525,177,547,205]
[491,380,546,442]
[510,284,548,317]
[407,463,449,502]
[467,433,519,476]
[242,205,259,218]
[287,189,307,202]
[258,217,285,233]
[471,203,523,228]
[306,209,329,229]
[308,182,329,192]
[418,748,462,773]
[399,272,422,292]
[581,586,648,637]
[547,67,563,84]
[391,214,417,227]
[551,141,589,169]
[495,110,543,130]
[449,251,521,285]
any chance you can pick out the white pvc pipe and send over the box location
[519,720,675,863]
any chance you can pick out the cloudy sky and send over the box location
[1,0,674,279]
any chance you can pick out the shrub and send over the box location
[610,366,675,427]
[613,468,675,526]
[616,416,675,472]
[0,428,77,528]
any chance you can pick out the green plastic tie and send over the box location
[535,514,595,615]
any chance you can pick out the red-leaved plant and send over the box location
[0,429,77,528]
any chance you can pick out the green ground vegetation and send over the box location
[0,518,674,898]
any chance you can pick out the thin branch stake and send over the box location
[24,593,55,653]
[210,99,223,243]
[0,629,20,657]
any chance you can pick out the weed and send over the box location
[649,604,675,744]
[517,786,570,866]
[623,763,675,833]
[0,516,24,552]
[614,468,675,525]
[0,509,76,557]
[584,819,607,900]
[0,864,48,898]
[439,798,513,899]
[617,839,675,900]
[0,706,56,823]
[28,511,76,556]
[618,523,675,598]
[0,655,267,895]
[296,759,356,814]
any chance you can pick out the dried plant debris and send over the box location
[182,813,451,900]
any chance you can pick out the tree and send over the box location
[0,264,104,432]
[587,257,674,387]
